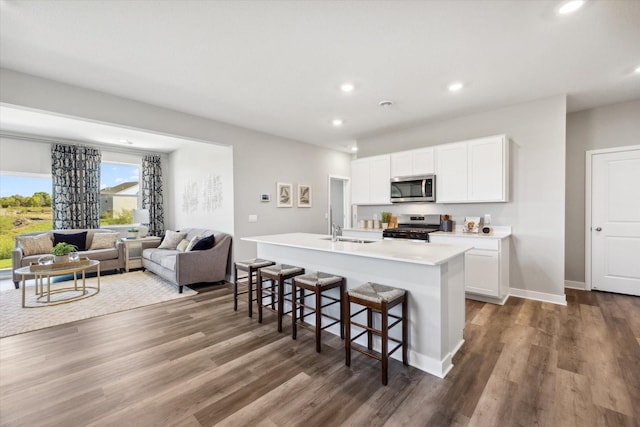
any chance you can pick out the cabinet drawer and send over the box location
[429,235,499,251]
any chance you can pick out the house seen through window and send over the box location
[99,162,141,225]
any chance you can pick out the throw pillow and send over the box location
[191,234,215,251]
[53,231,87,251]
[17,233,53,256]
[185,235,201,252]
[89,232,119,250]
[176,239,190,252]
[158,230,187,250]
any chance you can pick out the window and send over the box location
[0,174,53,271]
[99,162,140,225]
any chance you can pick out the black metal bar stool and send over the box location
[257,264,305,332]
[344,282,408,385]
[233,258,275,317]
[291,272,345,352]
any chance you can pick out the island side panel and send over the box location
[256,242,464,378]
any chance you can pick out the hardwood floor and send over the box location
[1,285,638,426]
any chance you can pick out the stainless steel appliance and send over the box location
[382,214,441,241]
[390,175,435,203]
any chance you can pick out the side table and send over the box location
[120,236,162,272]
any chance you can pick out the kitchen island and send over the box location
[242,233,472,378]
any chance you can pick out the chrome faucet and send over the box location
[332,223,342,242]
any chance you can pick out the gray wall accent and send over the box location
[0,69,351,261]
[565,99,640,283]
[357,96,567,298]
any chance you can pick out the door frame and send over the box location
[327,175,351,234]
[585,145,640,291]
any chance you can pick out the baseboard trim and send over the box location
[509,288,567,306]
[564,280,586,290]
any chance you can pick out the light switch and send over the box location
[248,215,258,223]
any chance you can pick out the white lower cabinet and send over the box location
[429,233,510,304]
[465,249,499,297]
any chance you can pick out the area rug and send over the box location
[0,271,196,338]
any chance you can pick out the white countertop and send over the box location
[342,227,383,232]
[242,233,472,266]
[431,226,511,239]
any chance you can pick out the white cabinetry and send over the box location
[341,228,383,241]
[391,147,434,177]
[429,233,510,304]
[435,135,508,203]
[351,154,391,205]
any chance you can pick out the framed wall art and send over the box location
[276,182,293,207]
[298,184,312,208]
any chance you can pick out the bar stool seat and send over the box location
[292,272,345,352]
[257,264,305,332]
[233,258,275,317]
[345,282,408,385]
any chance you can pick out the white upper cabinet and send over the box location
[436,135,508,203]
[435,142,468,203]
[391,147,434,177]
[351,154,391,205]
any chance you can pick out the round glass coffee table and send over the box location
[15,260,101,308]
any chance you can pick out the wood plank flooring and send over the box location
[1,285,639,426]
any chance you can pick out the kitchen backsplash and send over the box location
[354,204,506,228]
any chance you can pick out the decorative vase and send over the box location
[127,231,138,239]
[54,255,69,264]
[382,222,389,229]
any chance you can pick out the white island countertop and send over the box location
[242,233,472,266]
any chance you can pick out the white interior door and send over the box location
[591,147,640,296]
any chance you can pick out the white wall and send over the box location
[356,96,567,300]
[169,142,234,235]
[0,137,51,176]
[0,69,352,261]
[565,99,640,283]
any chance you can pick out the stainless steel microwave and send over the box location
[390,175,436,203]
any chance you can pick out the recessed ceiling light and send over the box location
[351,146,358,152]
[558,0,585,15]
[332,119,343,126]
[635,65,640,74]
[340,82,354,92]
[448,82,464,92]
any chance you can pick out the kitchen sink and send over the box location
[320,236,377,244]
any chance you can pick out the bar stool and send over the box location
[233,258,275,317]
[257,264,305,332]
[344,282,408,385]
[291,272,345,352]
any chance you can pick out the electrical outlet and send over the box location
[248,215,258,223]
[484,214,491,225]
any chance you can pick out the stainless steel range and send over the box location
[382,214,441,242]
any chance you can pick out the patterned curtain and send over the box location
[51,144,101,229]
[142,154,165,237]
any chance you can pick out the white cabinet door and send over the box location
[391,148,434,177]
[465,249,500,297]
[468,136,506,202]
[435,143,468,202]
[351,159,371,205]
[369,155,391,204]
[390,151,413,178]
[412,147,434,175]
[351,155,390,205]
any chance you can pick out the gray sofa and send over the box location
[141,228,232,293]
[12,229,125,288]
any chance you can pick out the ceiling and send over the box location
[1,0,639,152]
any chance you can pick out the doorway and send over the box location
[328,176,350,234]
[586,145,640,296]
